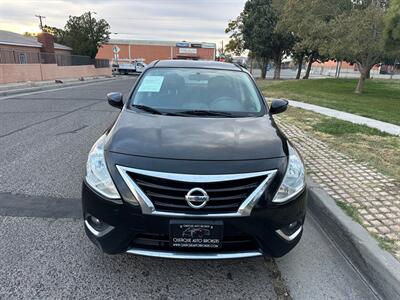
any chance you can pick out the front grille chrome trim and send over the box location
[117,166,276,183]
[126,248,263,259]
[116,165,277,217]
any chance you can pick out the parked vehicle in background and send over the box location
[112,59,147,75]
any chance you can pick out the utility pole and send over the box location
[88,11,97,58]
[35,14,46,30]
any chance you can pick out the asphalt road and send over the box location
[0,77,378,299]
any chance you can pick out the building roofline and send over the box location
[54,43,73,50]
[0,30,43,48]
[150,59,241,71]
[0,41,42,48]
[0,41,72,51]
[0,30,72,51]
[107,39,216,48]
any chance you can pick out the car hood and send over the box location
[107,110,287,161]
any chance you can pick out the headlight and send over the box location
[85,134,120,199]
[272,144,305,204]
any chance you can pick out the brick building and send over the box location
[96,39,216,63]
[0,30,112,85]
[0,30,72,64]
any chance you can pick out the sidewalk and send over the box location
[287,99,400,136]
[276,117,400,260]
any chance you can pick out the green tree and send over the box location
[270,11,296,79]
[326,2,387,93]
[384,0,400,51]
[282,0,352,79]
[291,46,307,79]
[225,13,245,56]
[239,0,294,79]
[241,0,275,78]
[269,0,296,79]
[43,12,110,58]
[63,12,110,58]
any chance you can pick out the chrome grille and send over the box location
[116,166,277,217]
[128,172,267,213]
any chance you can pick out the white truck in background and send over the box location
[112,59,147,75]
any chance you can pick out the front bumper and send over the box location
[82,181,307,259]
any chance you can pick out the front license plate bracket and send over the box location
[169,220,224,249]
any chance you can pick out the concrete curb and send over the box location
[0,77,117,97]
[307,177,400,300]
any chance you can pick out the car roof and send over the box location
[149,60,243,71]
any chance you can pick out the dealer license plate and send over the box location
[169,220,223,249]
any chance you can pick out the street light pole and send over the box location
[88,11,97,58]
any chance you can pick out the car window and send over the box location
[130,68,264,116]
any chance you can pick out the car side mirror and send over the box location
[270,99,288,115]
[107,92,123,109]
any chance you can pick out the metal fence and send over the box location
[310,66,400,79]
[0,48,109,68]
[250,67,400,80]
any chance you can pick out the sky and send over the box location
[0,0,246,46]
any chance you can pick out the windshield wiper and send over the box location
[174,110,235,117]
[132,104,163,115]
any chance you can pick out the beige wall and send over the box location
[0,64,111,84]
[312,60,380,71]
[312,60,354,69]
[0,64,41,83]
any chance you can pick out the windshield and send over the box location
[129,67,265,117]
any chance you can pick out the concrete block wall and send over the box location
[0,64,111,84]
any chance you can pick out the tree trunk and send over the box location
[335,61,340,78]
[260,58,268,79]
[273,56,282,80]
[296,55,304,80]
[261,67,267,79]
[303,55,314,79]
[337,61,342,78]
[366,66,373,79]
[355,66,369,94]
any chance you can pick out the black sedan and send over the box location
[82,60,307,259]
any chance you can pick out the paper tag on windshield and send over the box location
[138,76,164,92]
